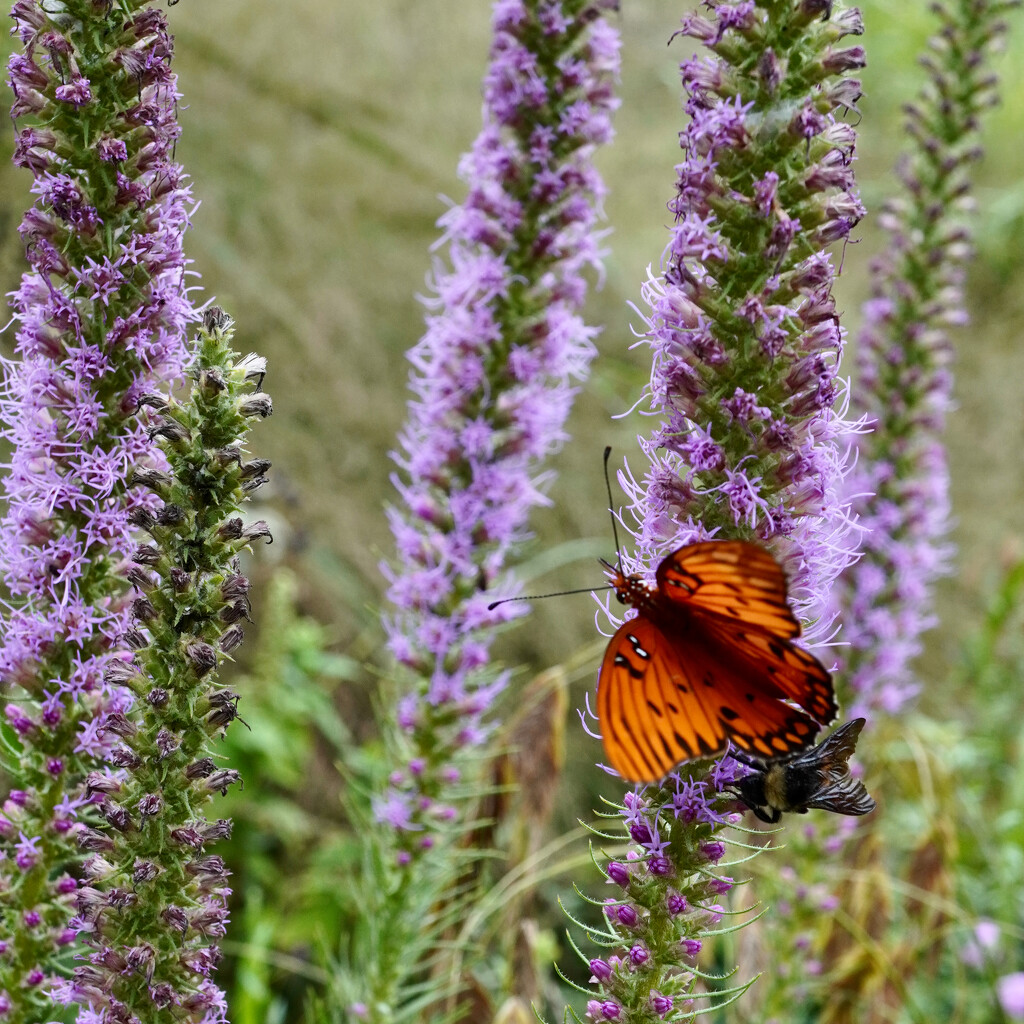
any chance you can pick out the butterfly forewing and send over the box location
[655,541,802,638]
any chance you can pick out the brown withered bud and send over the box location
[218,517,244,540]
[200,819,233,842]
[78,828,116,853]
[185,855,228,884]
[239,458,271,481]
[203,306,232,334]
[121,627,149,650]
[243,473,269,494]
[239,393,272,419]
[104,659,140,687]
[200,368,227,393]
[146,687,168,708]
[155,729,180,760]
[184,639,218,677]
[84,772,121,798]
[106,888,137,911]
[162,904,190,934]
[104,712,137,738]
[169,566,191,593]
[136,393,170,414]
[149,420,191,445]
[205,770,241,796]
[128,507,156,531]
[156,503,186,526]
[219,624,244,653]
[242,520,273,545]
[184,909,227,942]
[125,566,154,594]
[133,544,162,566]
[169,827,204,851]
[185,758,216,780]
[221,574,250,602]
[82,855,115,880]
[71,963,107,991]
[125,944,156,981]
[109,746,143,771]
[213,446,243,470]
[102,801,134,833]
[207,690,241,729]
[219,600,251,625]
[133,860,159,885]
[94,947,129,973]
[74,888,110,922]
[129,468,171,492]
[137,794,162,819]
[132,595,157,622]
[151,983,176,1009]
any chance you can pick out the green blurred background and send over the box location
[2,1,1024,1021]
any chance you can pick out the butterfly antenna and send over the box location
[603,446,624,573]
[488,584,613,612]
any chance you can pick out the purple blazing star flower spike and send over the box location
[831,0,1015,718]
[0,1,193,1012]
[378,0,620,851]
[575,2,865,1019]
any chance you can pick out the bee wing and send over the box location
[803,773,876,816]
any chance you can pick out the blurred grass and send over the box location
[1,1,1023,1020]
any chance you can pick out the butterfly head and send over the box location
[599,558,653,609]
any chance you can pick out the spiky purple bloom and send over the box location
[831,0,1016,717]
[0,2,192,1013]
[574,2,864,1019]
[379,0,620,846]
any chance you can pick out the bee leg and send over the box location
[750,805,782,824]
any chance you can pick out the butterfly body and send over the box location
[597,540,837,784]
[732,717,876,824]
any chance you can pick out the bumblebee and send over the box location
[730,718,876,824]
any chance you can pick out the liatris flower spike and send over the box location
[53,308,271,1024]
[0,2,193,1013]
[569,2,866,1019]
[379,0,621,851]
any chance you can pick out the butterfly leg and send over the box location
[725,746,767,771]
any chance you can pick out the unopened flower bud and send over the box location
[184,639,218,677]
[239,393,273,419]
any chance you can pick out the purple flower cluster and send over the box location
[831,0,1014,717]
[379,0,620,846]
[578,2,865,1017]
[0,1,192,1013]
[612,1,865,637]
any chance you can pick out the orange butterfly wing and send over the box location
[595,540,836,784]
[597,618,825,784]
[655,540,837,725]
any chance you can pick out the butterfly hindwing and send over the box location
[597,615,824,784]
[655,540,837,726]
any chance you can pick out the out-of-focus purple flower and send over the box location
[832,0,1013,717]
[998,974,1024,1019]
[0,1,192,1009]
[378,0,620,848]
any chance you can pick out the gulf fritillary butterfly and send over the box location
[597,539,837,784]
